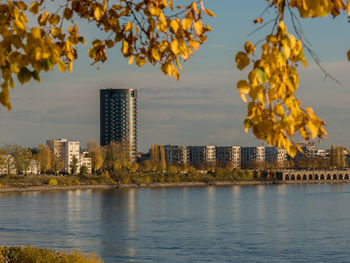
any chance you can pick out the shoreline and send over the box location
[0,180,350,193]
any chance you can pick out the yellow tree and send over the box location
[87,140,103,173]
[34,144,52,173]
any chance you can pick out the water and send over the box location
[1,184,350,262]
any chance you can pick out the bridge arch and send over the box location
[332,174,337,180]
[302,174,307,180]
[320,174,325,180]
[315,174,319,180]
[297,174,301,180]
[345,174,349,180]
[291,174,295,180]
[327,174,331,180]
[308,174,313,180]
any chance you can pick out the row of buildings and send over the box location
[160,142,331,169]
[46,138,92,174]
[0,139,91,175]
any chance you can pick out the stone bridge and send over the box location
[278,170,350,181]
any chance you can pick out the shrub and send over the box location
[0,246,103,263]
[48,178,58,186]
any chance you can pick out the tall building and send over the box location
[100,89,137,162]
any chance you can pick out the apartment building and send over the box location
[265,147,288,167]
[189,146,216,167]
[164,145,189,166]
[216,146,241,168]
[241,146,266,168]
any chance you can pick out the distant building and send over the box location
[294,142,317,159]
[0,155,16,175]
[47,139,92,174]
[189,146,216,167]
[164,145,189,166]
[100,89,137,162]
[265,147,288,167]
[241,146,265,168]
[65,141,80,174]
[47,138,67,161]
[216,146,241,168]
[24,159,41,175]
[79,151,92,174]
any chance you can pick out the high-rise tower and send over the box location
[100,89,137,162]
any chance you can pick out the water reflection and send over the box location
[1,185,350,262]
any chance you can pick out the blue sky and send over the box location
[1,1,350,152]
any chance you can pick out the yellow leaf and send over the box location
[124,22,133,32]
[204,8,215,17]
[182,18,192,30]
[57,59,67,72]
[348,0,350,16]
[15,1,27,10]
[63,8,73,20]
[29,1,40,15]
[68,61,73,72]
[170,20,179,33]
[307,121,318,139]
[170,39,179,54]
[128,55,134,65]
[244,41,256,54]
[274,104,284,116]
[235,51,250,70]
[94,6,103,21]
[237,80,250,94]
[49,14,60,26]
[193,20,203,35]
[152,48,161,61]
[31,27,41,39]
[191,2,199,14]
[189,40,200,51]
[122,40,129,55]
[38,11,50,26]
[51,27,61,37]
[135,55,146,67]
[150,7,162,16]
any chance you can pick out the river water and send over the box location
[1,184,350,262]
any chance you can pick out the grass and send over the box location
[0,246,103,263]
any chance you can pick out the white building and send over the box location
[47,139,92,174]
[241,146,266,169]
[79,151,92,174]
[24,159,41,175]
[164,145,189,166]
[65,141,80,174]
[0,155,16,175]
[216,146,241,168]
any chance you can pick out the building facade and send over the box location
[164,145,189,166]
[47,138,67,161]
[241,146,266,169]
[265,147,288,167]
[216,146,241,168]
[189,146,216,167]
[100,89,137,162]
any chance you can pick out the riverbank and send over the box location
[1,179,350,193]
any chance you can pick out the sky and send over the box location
[0,0,350,152]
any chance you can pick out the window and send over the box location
[131,91,135,97]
